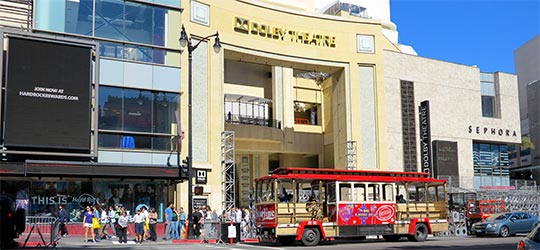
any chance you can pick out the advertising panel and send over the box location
[255,204,276,227]
[336,203,396,225]
[3,37,92,153]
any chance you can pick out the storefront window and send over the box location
[1,180,167,222]
[98,86,180,151]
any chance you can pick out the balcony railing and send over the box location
[225,114,281,129]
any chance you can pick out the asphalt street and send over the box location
[12,235,524,250]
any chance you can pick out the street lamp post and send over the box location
[179,24,221,236]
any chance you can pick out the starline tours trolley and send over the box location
[254,168,449,246]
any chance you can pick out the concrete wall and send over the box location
[384,50,520,189]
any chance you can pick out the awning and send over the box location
[510,165,540,172]
[0,160,180,180]
[224,94,272,104]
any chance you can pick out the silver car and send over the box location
[517,223,540,250]
[472,212,538,237]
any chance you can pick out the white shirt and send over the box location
[235,210,242,223]
[100,210,108,223]
[142,210,149,222]
[134,213,145,223]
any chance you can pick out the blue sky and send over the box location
[390,0,540,74]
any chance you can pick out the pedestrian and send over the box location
[117,211,128,244]
[99,206,110,239]
[171,206,180,240]
[164,202,173,240]
[82,206,95,243]
[92,205,101,242]
[141,206,149,241]
[192,207,203,238]
[148,207,158,241]
[133,209,145,244]
[178,207,186,238]
[57,205,68,237]
[107,206,117,238]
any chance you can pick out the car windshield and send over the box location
[486,213,511,221]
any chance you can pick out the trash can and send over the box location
[220,222,241,243]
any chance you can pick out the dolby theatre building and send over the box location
[0,0,520,216]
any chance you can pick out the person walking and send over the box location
[57,205,68,237]
[117,211,128,244]
[148,207,158,241]
[107,206,117,238]
[99,206,110,240]
[164,202,173,240]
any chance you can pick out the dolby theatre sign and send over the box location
[234,16,336,48]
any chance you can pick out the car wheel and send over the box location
[499,226,509,237]
[407,223,428,242]
[301,228,320,246]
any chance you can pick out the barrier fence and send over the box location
[20,216,60,248]
[191,220,256,244]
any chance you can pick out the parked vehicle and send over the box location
[472,212,538,237]
[254,167,449,246]
[517,223,540,250]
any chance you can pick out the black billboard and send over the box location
[3,37,92,153]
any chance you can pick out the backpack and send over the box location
[241,209,246,220]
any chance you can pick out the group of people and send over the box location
[163,203,220,240]
[80,204,158,244]
[56,202,254,243]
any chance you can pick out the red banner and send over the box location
[336,203,396,225]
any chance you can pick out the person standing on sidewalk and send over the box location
[148,207,158,241]
[163,202,173,240]
[178,207,186,239]
[117,211,128,244]
[133,209,145,244]
[57,205,68,237]
[170,206,180,240]
[82,206,95,243]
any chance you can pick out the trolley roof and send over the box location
[255,167,446,184]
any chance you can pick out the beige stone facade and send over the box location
[175,0,520,209]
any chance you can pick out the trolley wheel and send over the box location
[301,228,320,246]
[407,223,428,242]
[277,236,296,246]
[499,226,510,237]
[382,235,401,242]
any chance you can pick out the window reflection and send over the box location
[99,40,178,65]
[99,86,123,130]
[94,0,167,46]
[123,89,152,132]
[95,0,125,42]
[153,92,178,133]
[98,86,180,151]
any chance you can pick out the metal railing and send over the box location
[20,216,60,248]
[225,114,281,129]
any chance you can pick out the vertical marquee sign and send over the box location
[418,100,432,175]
